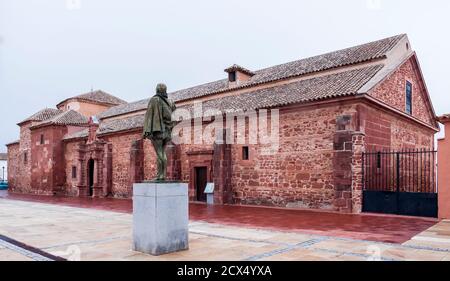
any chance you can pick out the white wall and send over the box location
[0,160,7,181]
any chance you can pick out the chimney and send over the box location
[224,64,255,87]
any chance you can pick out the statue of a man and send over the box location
[143,83,176,181]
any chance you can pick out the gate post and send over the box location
[351,131,365,213]
[438,115,450,219]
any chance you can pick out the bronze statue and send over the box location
[143,83,176,181]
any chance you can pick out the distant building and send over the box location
[6,34,439,213]
[0,153,7,181]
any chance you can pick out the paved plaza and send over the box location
[1,193,450,261]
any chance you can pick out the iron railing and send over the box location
[363,149,437,194]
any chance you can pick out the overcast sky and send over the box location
[1,0,449,152]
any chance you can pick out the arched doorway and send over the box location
[88,159,95,197]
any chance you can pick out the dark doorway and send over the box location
[195,167,207,202]
[88,159,95,197]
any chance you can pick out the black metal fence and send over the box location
[362,149,438,218]
[363,149,437,194]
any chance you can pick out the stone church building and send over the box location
[6,34,438,213]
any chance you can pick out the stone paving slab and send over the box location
[0,198,449,261]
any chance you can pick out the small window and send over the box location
[228,71,236,82]
[40,134,44,145]
[23,152,28,164]
[242,146,249,160]
[406,81,413,115]
[72,166,77,179]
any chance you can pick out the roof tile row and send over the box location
[65,64,383,140]
[98,34,405,119]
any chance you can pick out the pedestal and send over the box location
[132,182,189,255]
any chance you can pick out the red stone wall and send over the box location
[61,131,157,198]
[64,141,81,196]
[30,125,68,195]
[231,103,359,210]
[359,103,434,152]
[184,149,214,200]
[227,100,434,211]
[368,57,435,126]
[103,131,143,197]
[63,138,113,198]
[213,134,233,204]
[179,143,213,199]
[175,118,226,199]
[8,122,34,193]
[143,139,157,181]
[6,143,20,189]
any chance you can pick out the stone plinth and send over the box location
[132,182,189,255]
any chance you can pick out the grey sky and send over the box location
[1,0,449,152]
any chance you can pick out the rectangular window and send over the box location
[72,166,77,179]
[40,134,44,145]
[228,71,236,82]
[406,81,413,115]
[24,152,27,164]
[242,146,249,160]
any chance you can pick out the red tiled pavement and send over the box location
[0,191,438,244]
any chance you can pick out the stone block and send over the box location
[132,182,189,256]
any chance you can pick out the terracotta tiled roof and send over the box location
[98,99,149,119]
[90,65,383,136]
[98,114,145,136]
[0,153,7,161]
[185,65,383,117]
[63,129,89,141]
[98,34,405,120]
[57,90,127,107]
[32,110,89,128]
[64,114,144,140]
[19,108,64,125]
[169,34,406,101]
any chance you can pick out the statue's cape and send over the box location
[143,94,174,138]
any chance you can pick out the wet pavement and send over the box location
[0,198,449,261]
[0,191,438,244]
